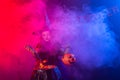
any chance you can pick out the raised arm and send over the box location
[25,45,41,60]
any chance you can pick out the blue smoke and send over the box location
[48,6,120,68]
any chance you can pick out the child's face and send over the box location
[41,31,51,42]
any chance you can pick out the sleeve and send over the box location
[55,42,64,56]
[35,43,42,53]
[34,43,42,60]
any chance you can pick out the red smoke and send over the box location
[0,0,47,80]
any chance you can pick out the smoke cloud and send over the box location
[0,0,120,80]
[49,6,119,68]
